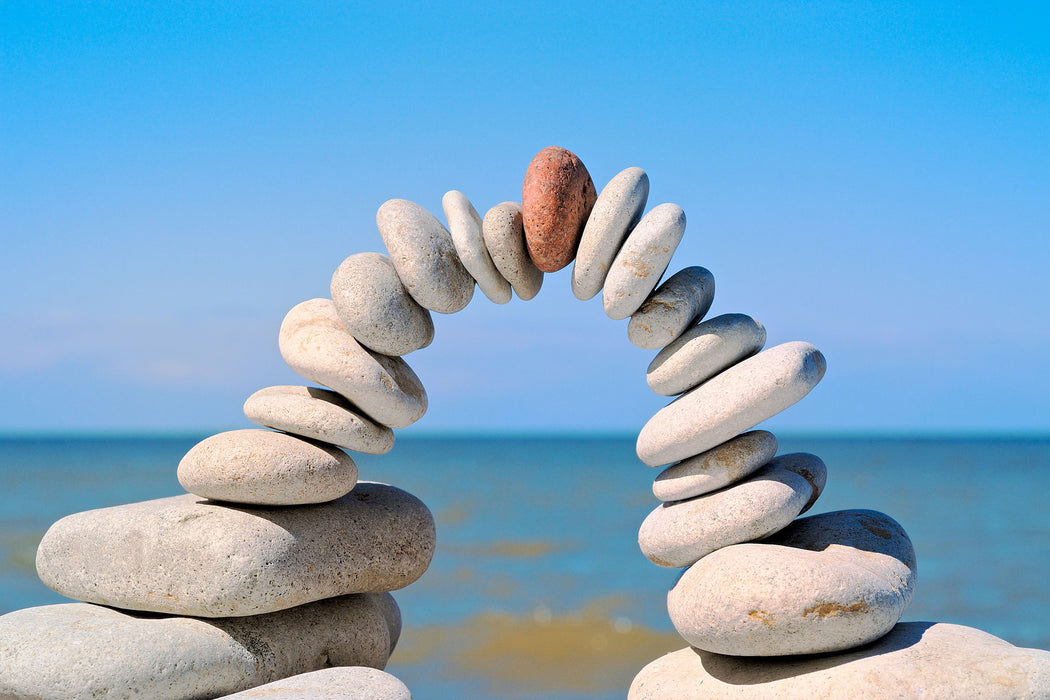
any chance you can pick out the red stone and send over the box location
[521,146,597,273]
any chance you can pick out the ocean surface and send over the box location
[1,433,1048,698]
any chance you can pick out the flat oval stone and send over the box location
[653,431,778,501]
[36,482,436,617]
[482,201,543,300]
[442,190,512,304]
[647,313,766,396]
[628,266,715,350]
[0,594,400,700]
[603,203,686,320]
[243,385,394,455]
[639,453,826,568]
[572,166,649,300]
[177,429,358,506]
[667,510,917,657]
[522,146,597,272]
[330,252,435,356]
[376,198,474,313]
[628,622,1050,699]
[279,298,427,429]
[220,667,412,699]
[638,341,825,467]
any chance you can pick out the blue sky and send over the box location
[2,2,1047,435]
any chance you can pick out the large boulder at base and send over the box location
[0,594,399,700]
[629,622,1050,699]
[36,482,435,617]
[219,667,412,699]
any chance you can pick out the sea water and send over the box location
[1,434,1047,699]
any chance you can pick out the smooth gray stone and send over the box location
[482,201,543,300]
[603,203,686,320]
[639,453,826,568]
[443,190,512,304]
[629,622,1050,699]
[667,510,916,657]
[279,298,427,429]
[628,266,715,350]
[330,252,435,356]
[647,313,766,397]
[638,341,825,467]
[219,667,412,699]
[0,594,400,700]
[36,482,436,617]
[653,431,778,502]
[376,198,474,313]
[243,385,395,455]
[572,166,649,300]
[177,429,358,506]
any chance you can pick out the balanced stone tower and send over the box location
[2,147,1049,698]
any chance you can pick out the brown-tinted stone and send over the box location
[521,146,597,272]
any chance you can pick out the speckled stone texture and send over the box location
[647,313,767,397]
[667,510,916,657]
[628,266,715,350]
[638,341,825,467]
[0,594,400,700]
[376,198,475,313]
[629,622,1050,699]
[279,298,427,429]
[603,203,686,320]
[572,166,649,300]
[482,201,543,300]
[330,252,435,356]
[442,189,513,304]
[639,453,826,568]
[219,667,413,699]
[521,146,597,272]
[653,430,778,502]
[36,482,436,617]
[243,385,395,455]
[177,428,358,506]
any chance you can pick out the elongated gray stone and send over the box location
[647,313,766,396]
[638,341,825,467]
[482,201,543,300]
[572,166,649,300]
[244,385,394,455]
[36,482,436,617]
[667,510,916,656]
[443,190,512,304]
[330,252,435,356]
[0,594,399,700]
[640,453,826,568]
[628,266,715,350]
[177,428,358,506]
[603,203,686,320]
[376,198,474,313]
[220,667,412,699]
[629,622,1050,699]
[279,298,427,429]
[653,430,778,501]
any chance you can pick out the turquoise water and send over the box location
[1,434,1048,698]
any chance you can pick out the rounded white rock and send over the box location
[653,430,778,501]
[243,385,394,455]
[628,266,715,350]
[647,313,766,397]
[279,298,427,429]
[637,341,825,467]
[603,203,686,320]
[639,453,826,568]
[572,166,649,300]
[330,252,435,356]
[442,190,513,304]
[219,667,412,699]
[482,201,543,300]
[376,198,474,313]
[667,509,917,657]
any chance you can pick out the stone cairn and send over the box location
[2,147,1048,699]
